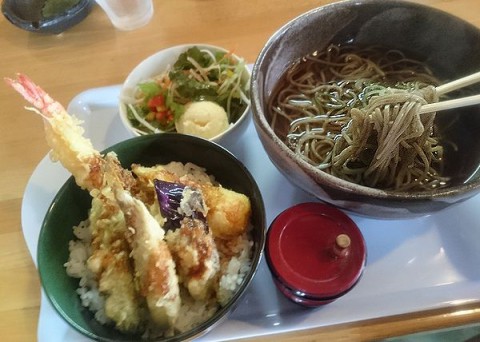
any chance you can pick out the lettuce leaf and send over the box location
[168,72,218,101]
[137,82,162,98]
[173,47,211,70]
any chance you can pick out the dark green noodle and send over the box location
[269,44,449,191]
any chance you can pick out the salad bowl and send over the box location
[119,44,251,147]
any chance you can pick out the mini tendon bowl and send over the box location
[251,0,480,219]
[37,133,266,341]
[119,44,251,148]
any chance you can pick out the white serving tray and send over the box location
[22,84,480,341]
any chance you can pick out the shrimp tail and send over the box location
[5,73,109,191]
[4,73,64,118]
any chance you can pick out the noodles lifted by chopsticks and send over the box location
[269,44,449,191]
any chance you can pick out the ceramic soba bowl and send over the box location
[37,133,266,341]
[251,0,480,218]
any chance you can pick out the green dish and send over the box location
[37,133,266,341]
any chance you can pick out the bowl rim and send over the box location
[250,0,480,202]
[118,43,252,143]
[37,133,267,341]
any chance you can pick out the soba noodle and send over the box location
[269,44,449,191]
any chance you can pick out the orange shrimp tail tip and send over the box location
[4,73,64,118]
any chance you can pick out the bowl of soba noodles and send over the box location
[251,0,480,218]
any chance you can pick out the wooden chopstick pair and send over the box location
[418,71,480,114]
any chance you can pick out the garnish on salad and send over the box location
[125,46,250,137]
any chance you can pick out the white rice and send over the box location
[64,220,111,325]
[217,234,253,306]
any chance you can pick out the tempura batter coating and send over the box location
[113,185,181,329]
[201,186,251,239]
[87,195,142,332]
[166,218,220,301]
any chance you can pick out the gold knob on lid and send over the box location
[333,234,351,258]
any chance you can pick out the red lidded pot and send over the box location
[265,202,366,307]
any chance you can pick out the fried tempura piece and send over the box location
[95,254,142,332]
[113,185,181,329]
[201,186,251,239]
[166,218,220,301]
[86,195,142,332]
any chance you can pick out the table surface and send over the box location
[2,1,480,341]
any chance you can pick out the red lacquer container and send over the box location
[265,202,366,307]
